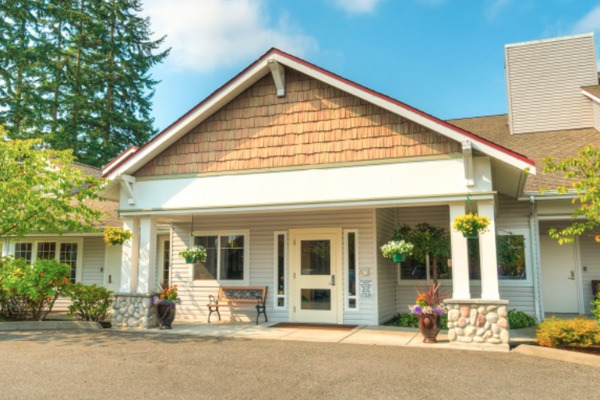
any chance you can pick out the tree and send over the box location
[394,223,450,285]
[0,131,104,239]
[0,0,169,167]
[542,145,600,244]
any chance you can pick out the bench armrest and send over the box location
[208,294,218,305]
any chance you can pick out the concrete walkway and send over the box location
[140,321,536,352]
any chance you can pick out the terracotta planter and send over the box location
[392,253,406,262]
[418,313,440,343]
[157,303,176,329]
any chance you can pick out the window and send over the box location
[14,243,33,263]
[12,240,80,282]
[60,243,78,283]
[345,230,358,309]
[399,255,452,281]
[467,234,527,280]
[192,232,247,282]
[274,232,287,308]
[162,240,171,285]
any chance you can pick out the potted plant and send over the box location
[152,283,180,329]
[380,240,414,262]
[452,213,491,238]
[103,226,133,246]
[409,283,447,343]
[179,245,207,264]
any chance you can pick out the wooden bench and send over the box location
[207,286,268,325]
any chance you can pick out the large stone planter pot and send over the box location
[156,303,176,329]
[419,313,440,343]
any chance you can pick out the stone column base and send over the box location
[111,293,158,329]
[444,299,510,349]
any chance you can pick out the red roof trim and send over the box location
[103,48,534,178]
[102,145,139,172]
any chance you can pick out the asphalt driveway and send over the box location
[0,330,597,399]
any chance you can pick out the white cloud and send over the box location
[485,0,512,20]
[144,0,318,73]
[572,5,600,34]
[332,0,385,14]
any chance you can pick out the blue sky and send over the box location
[144,0,600,131]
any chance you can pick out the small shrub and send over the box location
[591,292,600,322]
[66,283,113,321]
[384,312,448,330]
[536,316,600,348]
[0,257,70,321]
[508,309,537,329]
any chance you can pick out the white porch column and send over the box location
[449,202,470,299]
[478,200,500,300]
[137,217,157,294]
[120,217,140,293]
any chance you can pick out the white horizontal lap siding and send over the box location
[376,208,396,324]
[506,35,597,134]
[496,194,530,231]
[171,209,376,324]
[82,237,105,286]
[577,232,600,314]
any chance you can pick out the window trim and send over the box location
[343,229,359,312]
[10,238,84,283]
[190,230,250,285]
[273,231,288,309]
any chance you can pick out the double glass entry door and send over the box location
[290,229,342,324]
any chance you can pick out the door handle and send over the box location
[109,274,112,284]
[568,271,575,280]
[329,275,335,286]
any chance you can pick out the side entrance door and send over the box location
[290,228,342,324]
[540,235,581,313]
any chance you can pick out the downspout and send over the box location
[529,196,544,322]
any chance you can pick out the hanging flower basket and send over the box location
[179,245,207,264]
[393,253,407,262]
[452,213,491,238]
[103,226,133,246]
[380,240,414,262]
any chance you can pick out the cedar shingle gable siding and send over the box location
[135,70,461,177]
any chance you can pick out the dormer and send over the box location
[505,33,598,135]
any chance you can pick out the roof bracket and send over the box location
[268,59,285,97]
[121,174,136,205]
[462,141,474,187]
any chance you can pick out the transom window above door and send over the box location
[192,231,248,283]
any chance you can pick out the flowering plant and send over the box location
[409,283,447,316]
[152,283,179,307]
[179,245,207,263]
[380,240,414,259]
[452,213,491,236]
[103,226,132,246]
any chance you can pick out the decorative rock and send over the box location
[497,318,508,329]
[473,336,484,343]
[484,321,491,330]
[133,312,140,319]
[128,304,135,315]
[448,329,457,341]
[487,305,497,312]
[498,306,508,318]
[115,314,123,323]
[464,326,476,337]
[458,318,466,328]
[460,306,470,318]
[112,302,120,310]
[476,328,486,336]
[486,312,498,324]
[500,330,510,344]
[142,298,152,308]
[455,327,464,336]
[448,309,460,321]
[447,322,454,329]
[458,336,473,343]
[469,309,478,326]
[478,306,486,315]
[477,315,486,327]
[483,330,493,339]
[492,324,500,334]
[487,338,502,344]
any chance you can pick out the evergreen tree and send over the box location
[0,0,169,167]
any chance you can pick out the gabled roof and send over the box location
[449,114,600,192]
[103,48,535,180]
